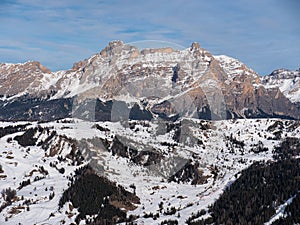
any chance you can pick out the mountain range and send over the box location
[0,41,299,225]
[0,41,299,122]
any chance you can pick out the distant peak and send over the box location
[190,42,200,51]
[270,68,290,75]
[108,40,124,48]
[0,61,51,74]
[268,68,300,78]
[100,40,125,57]
[25,61,52,74]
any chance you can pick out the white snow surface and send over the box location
[0,118,299,224]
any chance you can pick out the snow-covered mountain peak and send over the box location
[214,54,259,81]
[261,68,300,103]
[269,68,300,78]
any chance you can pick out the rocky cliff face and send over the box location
[215,55,299,119]
[0,41,299,121]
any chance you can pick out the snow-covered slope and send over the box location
[0,118,299,224]
[214,55,260,83]
[261,68,300,103]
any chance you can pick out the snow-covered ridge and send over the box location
[214,55,259,81]
[261,68,300,103]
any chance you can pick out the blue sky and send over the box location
[0,0,299,75]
